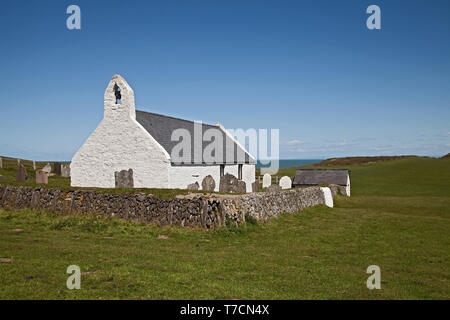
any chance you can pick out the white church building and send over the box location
[70,75,256,192]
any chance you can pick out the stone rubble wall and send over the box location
[0,184,329,229]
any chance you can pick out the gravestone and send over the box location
[33,160,36,170]
[266,184,281,192]
[201,175,215,191]
[219,173,246,193]
[262,173,271,189]
[187,182,199,190]
[16,164,28,182]
[35,170,48,184]
[252,181,260,192]
[236,180,246,193]
[54,162,62,175]
[115,169,134,188]
[42,163,52,175]
[0,156,2,169]
[17,159,20,166]
[61,164,71,178]
[279,176,292,189]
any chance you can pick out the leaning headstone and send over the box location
[0,156,2,169]
[61,164,71,178]
[54,162,62,175]
[35,170,48,185]
[187,182,199,191]
[279,176,292,189]
[262,173,271,189]
[219,173,246,193]
[201,175,215,191]
[16,164,28,182]
[42,163,52,176]
[252,181,260,192]
[115,169,134,188]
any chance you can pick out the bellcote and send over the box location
[104,74,136,120]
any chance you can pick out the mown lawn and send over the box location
[0,157,449,299]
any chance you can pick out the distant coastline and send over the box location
[256,159,323,169]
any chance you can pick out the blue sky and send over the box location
[1,0,449,161]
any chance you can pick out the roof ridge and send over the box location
[136,109,218,128]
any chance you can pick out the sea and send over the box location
[256,159,323,169]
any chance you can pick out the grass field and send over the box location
[0,157,449,299]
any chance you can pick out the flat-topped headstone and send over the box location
[61,164,71,178]
[201,175,215,191]
[115,169,134,188]
[54,162,62,175]
[262,173,271,189]
[36,170,48,184]
[252,181,260,192]
[32,160,36,170]
[16,164,28,182]
[187,182,199,190]
[42,163,52,176]
[0,156,2,169]
[279,176,292,189]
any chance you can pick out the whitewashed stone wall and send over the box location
[169,164,255,192]
[71,75,171,188]
[169,165,221,191]
[320,187,334,207]
[345,173,351,196]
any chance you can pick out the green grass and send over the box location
[0,157,449,299]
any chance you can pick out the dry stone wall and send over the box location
[0,184,329,229]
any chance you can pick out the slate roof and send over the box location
[293,169,349,186]
[135,110,255,165]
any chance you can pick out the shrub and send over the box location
[245,213,258,225]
